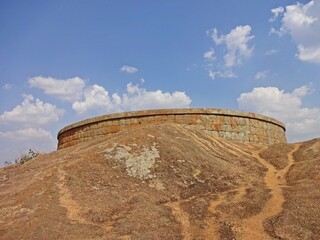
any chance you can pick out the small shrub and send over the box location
[4,161,13,166]
[15,149,40,165]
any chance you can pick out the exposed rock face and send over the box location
[57,108,286,149]
[105,143,160,180]
[1,124,319,239]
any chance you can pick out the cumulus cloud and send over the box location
[72,85,121,114]
[120,65,138,74]
[209,25,254,67]
[28,76,86,101]
[237,85,320,142]
[203,49,215,61]
[72,83,191,114]
[121,83,192,111]
[297,44,320,63]
[0,95,64,126]
[255,70,269,80]
[271,1,320,64]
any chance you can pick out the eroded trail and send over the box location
[204,186,247,240]
[203,140,253,240]
[56,168,89,225]
[55,148,115,234]
[165,201,192,240]
[239,144,300,239]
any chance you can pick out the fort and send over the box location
[57,108,286,149]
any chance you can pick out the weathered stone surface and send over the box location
[57,108,286,149]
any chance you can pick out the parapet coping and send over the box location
[57,108,286,139]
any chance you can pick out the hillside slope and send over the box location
[1,123,319,239]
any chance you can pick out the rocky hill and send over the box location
[1,123,319,239]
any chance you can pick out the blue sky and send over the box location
[1,0,320,165]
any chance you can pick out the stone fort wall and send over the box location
[57,108,286,149]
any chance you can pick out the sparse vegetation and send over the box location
[5,149,40,166]
[15,149,39,165]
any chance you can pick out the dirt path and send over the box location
[239,144,300,239]
[204,186,247,240]
[56,168,89,225]
[165,201,192,240]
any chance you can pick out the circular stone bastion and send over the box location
[57,108,286,149]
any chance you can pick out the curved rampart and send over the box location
[57,108,286,149]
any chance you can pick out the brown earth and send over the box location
[0,123,319,239]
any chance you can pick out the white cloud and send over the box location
[121,83,192,111]
[297,44,320,64]
[2,83,13,90]
[0,95,64,126]
[28,76,86,101]
[209,70,237,80]
[0,128,53,141]
[237,85,320,142]
[255,70,269,80]
[271,1,320,64]
[203,49,215,61]
[72,83,191,114]
[209,25,254,67]
[120,65,138,74]
[72,85,121,114]
[269,6,284,22]
[204,25,254,80]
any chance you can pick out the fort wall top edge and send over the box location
[57,108,287,149]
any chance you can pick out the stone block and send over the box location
[119,119,126,126]
[112,120,120,126]
[238,117,245,126]
[205,125,212,131]
[211,123,221,131]
[211,131,219,137]
[230,118,238,128]
[175,115,185,124]
[184,115,198,125]
[106,125,120,134]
